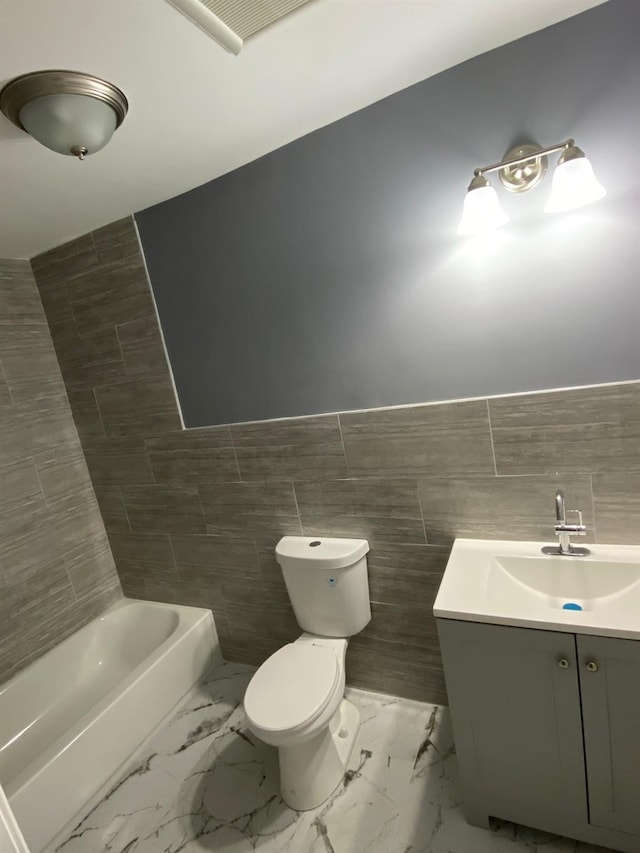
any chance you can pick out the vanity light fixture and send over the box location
[457,139,606,236]
[0,70,128,160]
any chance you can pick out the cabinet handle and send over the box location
[557,658,570,669]
[586,661,599,672]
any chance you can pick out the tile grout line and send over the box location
[61,547,80,604]
[336,413,349,475]
[167,532,180,578]
[416,481,430,545]
[32,456,51,509]
[91,387,107,438]
[80,371,136,540]
[252,538,262,577]
[144,437,158,486]
[0,358,14,405]
[194,480,209,535]
[118,485,134,533]
[589,472,598,542]
[92,388,110,448]
[69,295,82,338]
[113,322,129,376]
[228,427,243,483]
[59,250,86,338]
[485,398,498,476]
[27,264,50,326]
[291,482,304,535]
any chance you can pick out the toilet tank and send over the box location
[276,536,371,637]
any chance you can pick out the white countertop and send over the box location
[433,538,640,640]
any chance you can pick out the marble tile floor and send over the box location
[46,661,609,853]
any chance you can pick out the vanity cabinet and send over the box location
[577,633,640,836]
[437,619,640,853]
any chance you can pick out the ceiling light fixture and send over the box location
[457,139,606,236]
[0,70,128,161]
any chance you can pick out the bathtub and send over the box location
[0,598,221,852]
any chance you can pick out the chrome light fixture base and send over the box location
[499,143,548,193]
[0,70,128,132]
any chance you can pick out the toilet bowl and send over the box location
[244,634,360,810]
[242,536,371,811]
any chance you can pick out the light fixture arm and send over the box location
[473,139,574,178]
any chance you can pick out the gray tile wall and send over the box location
[31,217,640,704]
[0,258,121,685]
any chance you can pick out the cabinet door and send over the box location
[438,619,588,830]
[577,634,640,835]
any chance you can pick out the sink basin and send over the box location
[433,539,640,639]
[490,555,640,612]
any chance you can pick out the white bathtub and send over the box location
[0,598,221,853]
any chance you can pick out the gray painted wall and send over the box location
[33,217,640,704]
[137,0,640,428]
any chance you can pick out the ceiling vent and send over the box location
[164,0,313,54]
[204,0,314,39]
[164,0,243,54]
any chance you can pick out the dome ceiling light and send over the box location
[0,70,128,161]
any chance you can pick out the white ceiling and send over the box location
[0,0,606,258]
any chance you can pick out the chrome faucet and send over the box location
[541,489,591,556]
[555,490,572,553]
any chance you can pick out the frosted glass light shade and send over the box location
[457,185,509,236]
[544,156,606,213]
[19,93,118,156]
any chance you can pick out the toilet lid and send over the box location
[244,643,339,733]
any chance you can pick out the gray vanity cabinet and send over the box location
[436,619,588,834]
[577,633,640,836]
[437,618,640,852]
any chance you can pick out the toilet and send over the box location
[243,535,371,810]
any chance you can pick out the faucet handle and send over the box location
[555,508,587,535]
[570,509,586,533]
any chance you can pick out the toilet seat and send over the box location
[244,643,340,734]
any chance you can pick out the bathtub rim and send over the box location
[2,597,214,798]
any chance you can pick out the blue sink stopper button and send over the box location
[562,602,583,611]
[328,577,337,586]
